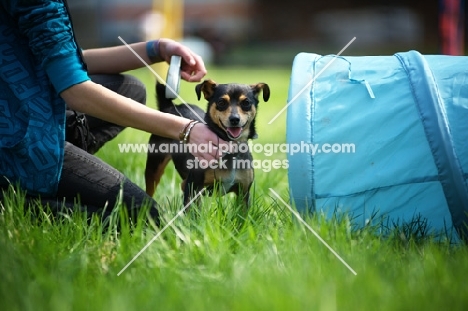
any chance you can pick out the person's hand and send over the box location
[186,123,232,162]
[158,39,207,82]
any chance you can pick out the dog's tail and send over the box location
[155,82,174,112]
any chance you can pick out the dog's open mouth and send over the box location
[220,119,245,139]
[226,127,243,139]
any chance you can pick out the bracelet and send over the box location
[179,120,194,141]
[146,40,161,62]
[179,120,199,144]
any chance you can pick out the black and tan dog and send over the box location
[145,79,270,209]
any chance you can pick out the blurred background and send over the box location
[69,0,466,66]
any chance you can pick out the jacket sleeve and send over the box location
[4,0,90,93]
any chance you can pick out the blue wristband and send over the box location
[146,40,161,62]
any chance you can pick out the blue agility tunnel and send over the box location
[286,51,468,241]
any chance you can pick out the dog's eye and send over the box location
[240,99,252,111]
[216,99,229,110]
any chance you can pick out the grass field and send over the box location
[1,66,467,311]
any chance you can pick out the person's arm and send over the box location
[6,0,221,160]
[82,42,153,75]
[6,0,90,94]
[60,80,223,161]
[83,39,207,82]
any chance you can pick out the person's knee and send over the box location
[121,74,147,105]
[90,73,147,106]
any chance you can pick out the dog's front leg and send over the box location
[183,170,205,210]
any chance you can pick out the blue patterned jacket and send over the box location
[0,0,89,195]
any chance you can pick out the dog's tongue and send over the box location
[227,127,242,138]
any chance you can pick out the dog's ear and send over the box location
[251,83,270,102]
[195,79,217,100]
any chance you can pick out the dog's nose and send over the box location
[229,115,240,126]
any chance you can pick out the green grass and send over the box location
[1,67,468,311]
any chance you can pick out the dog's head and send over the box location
[195,79,270,141]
